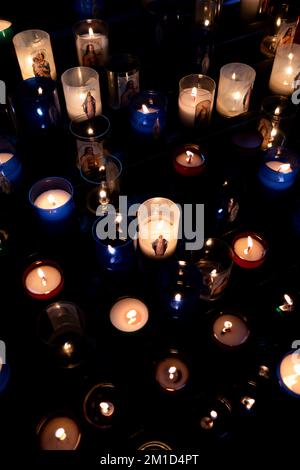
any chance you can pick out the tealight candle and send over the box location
[232,232,267,269]
[23,260,64,300]
[258,146,300,190]
[269,44,300,96]
[173,144,206,176]
[278,352,300,397]
[178,74,215,128]
[129,91,167,137]
[83,383,117,429]
[38,415,81,450]
[216,63,256,117]
[29,177,75,223]
[109,297,149,333]
[155,356,189,392]
[61,66,102,121]
[0,151,22,185]
[74,19,109,68]
[138,197,180,259]
[213,313,250,347]
[13,29,56,80]
[0,20,13,43]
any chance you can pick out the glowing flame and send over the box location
[288,53,294,61]
[210,269,217,278]
[276,17,281,28]
[37,87,43,95]
[142,104,149,114]
[244,236,253,255]
[279,163,291,173]
[126,309,138,325]
[47,194,56,207]
[88,27,94,37]
[274,107,280,115]
[204,19,210,26]
[241,396,255,410]
[168,366,177,380]
[233,91,241,101]
[210,410,218,420]
[55,428,67,441]
[284,294,293,306]
[271,127,277,138]
[99,165,106,172]
[99,401,114,416]
[174,293,182,302]
[99,189,107,199]
[87,127,94,135]
[232,73,236,80]
[222,320,233,334]
[191,87,197,98]
[185,151,194,164]
[63,342,74,357]
[286,66,293,76]
[37,268,47,287]
[108,244,116,255]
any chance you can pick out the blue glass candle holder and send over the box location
[0,150,22,188]
[15,77,61,131]
[29,177,75,224]
[0,363,10,393]
[92,214,136,271]
[129,90,167,137]
[258,146,300,191]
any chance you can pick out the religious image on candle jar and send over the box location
[118,74,139,107]
[31,49,51,78]
[82,90,96,119]
[74,19,109,68]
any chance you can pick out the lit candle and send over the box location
[276,293,294,314]
[213,314,250,347]
[232,232,267,269]
[61,66,102,121]
[155,357,189,392]
[29,177,75,223]
[138,197,180,259]
[130,91,167,136]
[13,29,56,80]
[278,352,300,397]
[38,416,81,450]
[258,147,299,190]
[269,44,300,96]
[23,260,64,300]
[173,144,206,176]
[74,19,109,68]
[0,151,22,186]
[83,383,116,428]
[179,87,213,127]
[109,297,149,333]
[216,63,256,117]
[0,19,13,42]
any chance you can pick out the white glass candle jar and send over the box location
[179,74,216,128]
[74,19,108,68]
[13,29,56,80]
[269,44,300,96]
[138,197,180,259]
[216,63,256,117]
[61,66,102,121]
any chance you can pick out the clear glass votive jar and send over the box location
[194,238,233,301]
[74,19,109,68]
[195,0,218,29]
[106,53,140,110]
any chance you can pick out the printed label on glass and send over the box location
[117,71,139,107]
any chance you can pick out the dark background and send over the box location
[1,0,300,465]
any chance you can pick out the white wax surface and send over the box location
[213,314,250,347]
[34,189,71,209]
[233,236,265,262]
[109,298,149,332]
[0,20,11,31]
[178,88,212,127]
[280,353,300,395]
[266,160,293,173]
[175,151,204,168]
[155,357,189,391]
[25,264,62,295]
[139,216,178,258]
[0,153,13,164]
[39,416,81,450]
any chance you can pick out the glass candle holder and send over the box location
[129,91,167,137]
[0,150,22,189]
[155,352,190,393]
[212,312,250,348]
[0,19,13,43]
[15,77,61,131]
[74,19,108,68]
[85,154,122,215]
[195,0,218,29]
[232,232,268,269]
[258,146,300,191]
[106,53,140,110]
[278,351,300,398]
[197,396,232,436]
[260,6,297,59]
[38,301,86,369]
[92,213,136,271]
[258,95,297,150]
[109,297,149,332]
[178,74,215,128]
[269,44,300,96]
[173,143,206,176]
[70,114,111,170]
[37,413,81,450]
[194,238,233,301]
[83,383,117,429]
[216,63,256,117]
[29,177,75,223]
[13,29,56,80]
[137,197,180,259]
[61,66,102,121]
[23,259,64,301]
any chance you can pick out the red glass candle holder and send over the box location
[173,144,206,177]
[23,259,64,300]
[231,232,268,269]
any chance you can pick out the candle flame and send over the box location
[233,91,241,101]
[88,27,94,37]
[270,127,277,138]
[284,294,293,306]
[278,163,291,173]
[210,410,218,420]
[126,309,138,325]
[37,268,47,287]
[99,165,106,172]
[210,269,217,278]
[142,104,149,114]
[241,396,255,410]
[108,244,116,255]
[87,127,94,135]
[243,236,253,255]
[276,16,281,28]
[286,66,293,75]
[99,189,107,199]
[174,293,182,302]
[288,53,294,61]
[191,87,197,98]
[185,151,194,164]
[99,401,114,417]
[47,194,56,207]
[232,73,236,80]
[37,87,43,95]
[274,107,280,116]
[168,366,177,380]
[222,320,233,334]
[62,342,74,357]
[204,19,210,26]
[55,428,67,441]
